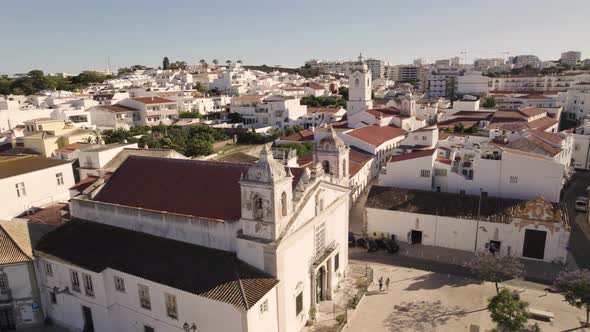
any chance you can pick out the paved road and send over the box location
[562,171,590,269]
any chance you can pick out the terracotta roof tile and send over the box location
[348,148,373,177]
[94,156,250,221]
[0,155,70,180]
[35,219,278,310]
[131,97,175,104]
[529,129,564,145]
[388,149,437,163]
[346,125,407,147]
[282,129,314,142]
[0,221,32,264]
[97,104,138,113]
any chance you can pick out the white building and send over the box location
[212,62,257,95]
[560,51,582,66]
[77,143,139,179]
[365,186,570,264]
[0,220,45,330]
[491,73,590,93]
[88,104,142,130]
[559,81,590,122]
[35,135,351,332]
[457,71,490,96]
[117,97,179,126]
[230,95,307,128]
[0,155,75,220]
[346,55,373,117]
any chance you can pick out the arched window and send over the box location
[354,78,359,87]
[367,78,370,86]
[342,160,347,177]
[253,196,264,220]
[281,192,288,217]
[322,160,330,174]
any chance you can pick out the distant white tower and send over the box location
[347,54,373,117]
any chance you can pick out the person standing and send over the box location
[378,277,383,292]
[386,277,390,292]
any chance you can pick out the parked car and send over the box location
[348,232,356,247]
[356,237,367,248]
[382,239,400,253]
[365,239,379,252]
[575,197,588,212]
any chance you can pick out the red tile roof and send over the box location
[388,149,437,163]
[436,157,452,165]
[527,117,558,131]
[282,129,314,142]
[366,106,406,118]
[346,125,407,147]
[131,97,176,104]
[518,107,547,118]
[97,104,138,113]
[529,129,564,145]
[94,156,250,221]
[348,149,373,177]
[302,82,325,90]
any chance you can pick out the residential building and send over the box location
[509,55,541,69]
[426,69,463,98]
[0,220,47,330]
[365,187,570,264]
[474,58,506,72]
[77,143,139,179]
[117,97,179,126]
[560,51,582,66]
[558,80,590,122]
[22,119,95,157]
[230,95,307,128]
[0,155,74,219]
[365,58,384,80]
[88,104,142,130]
[36,137,351,332]
[298,107,346,129]
[347,55,373,117]
[491,73,590,93]
[212,62,257,95]
[457,71,490,96]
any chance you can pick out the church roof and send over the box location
[94,156,250,221]
[35,219,279,310]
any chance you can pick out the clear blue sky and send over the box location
[1,0,589,74]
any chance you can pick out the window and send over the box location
[260,299,268,314]
[82,273,94,297]
[422,136,427,141]
[114,276,125,293]
[0,272,9,294]
[138,284,151,310]
[420,170,431,177]
[315,222,326,256]
[50,291,57,304]
[144,326,155,332]
[165,293,178,319]
[354,78,359,87]
[322,160,330,174]
[334,253,340,271]
[295,292,303,316]
[459,190,466,195]
[15,182,26,197]
[56,172,64,186]
[434,168,447,177]
[509,176,518,184]
[253,196,264,220]
[342,161,347,177]
[70,270,81,292]
[281,192,288,217]
[44,262,53,276]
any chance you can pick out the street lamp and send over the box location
[183,322,196,332]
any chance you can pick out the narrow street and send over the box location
[561,172,590,269]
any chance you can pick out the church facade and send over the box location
[346,54,374,117]
[34,129,351,332]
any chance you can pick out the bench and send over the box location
[528,308,555,321]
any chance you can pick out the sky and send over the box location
[1,0,589,75]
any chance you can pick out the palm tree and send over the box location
[237,60,243,64]
[226,60,232,66]
[212,59,219,66]
[199,59,207,67]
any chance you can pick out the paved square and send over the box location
[345,260,589,332]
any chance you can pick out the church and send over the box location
[34,129,351,332]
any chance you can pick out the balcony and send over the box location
[0,290,12,303]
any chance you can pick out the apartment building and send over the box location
[230,95,307,128]
[560,51,582,66]
[117,97,179,126]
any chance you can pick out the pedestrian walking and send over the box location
[378,277,383,292]
[386,277,390,292]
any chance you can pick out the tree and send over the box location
[226,60,232,65]
[464,252,524,294]
[555,269,590,326]
[186,138,213,156]
[163,57,170,70]
[487,288,529,331]
[482,97,496,108]
[212,59,219,66]
[227,112,243,123]
[199,59,207,67]
[237,60,243,64]
[338,87,349,100]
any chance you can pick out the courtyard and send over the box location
[344,260,589,332]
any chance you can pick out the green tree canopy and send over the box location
[555,269,590,326]
[487,288,529,331]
